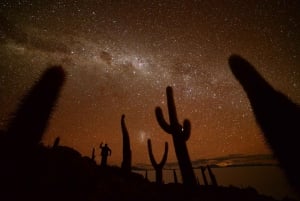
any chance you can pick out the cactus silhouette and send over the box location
[121,114,132,173]
[0,66,66,196]
[4,66,66,147]
[207,165,218,186]
[228,55,300,190]
[155,86,197,187]
[147,139,168,184]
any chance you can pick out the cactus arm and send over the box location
[155,107,172,134]
[159,142,168,167]
[147,139,168,184]
[121,115,129,140]
[183,119,191,141]
[147,139,168,168]
[166,86,179,124]
[147,139,158,167]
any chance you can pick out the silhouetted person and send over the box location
[99,142,111,167]
[228,54,300,192]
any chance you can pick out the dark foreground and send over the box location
[0,144,297,201]
[0,62,299,201]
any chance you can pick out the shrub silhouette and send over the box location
[155,86,197,187]
[147,139,168,184]
[121,114,132,173]
[228,54,300,191]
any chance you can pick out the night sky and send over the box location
[0,0,299,166]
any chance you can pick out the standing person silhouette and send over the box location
[99,142,111,167]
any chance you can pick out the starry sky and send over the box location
[0,0,299,166]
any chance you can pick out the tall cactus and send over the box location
[155,86,197,187]
[5,66,66,147]
[229,55,300,189]
[147,139,168,184]
[121,114,132,173]
[0,66,66,192]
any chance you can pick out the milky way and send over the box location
[0,0,299,166]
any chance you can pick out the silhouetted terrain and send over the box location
[0,65,298,201]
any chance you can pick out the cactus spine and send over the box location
[155,86,197,187]
[121,114,132,173]
[147,139,168,184]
